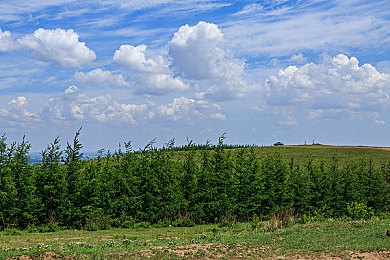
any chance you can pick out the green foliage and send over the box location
[346,202,374,220]
[171,217,196,227]
[64,127,84,164]
[82,206,110,231]
[36,136,67,226]
[134,222,150,229]
[26,223,62,233]
[120,220,135,229]
[3,228,21,236]
[1,132,390,231]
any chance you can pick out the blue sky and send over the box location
[0,0,389,152]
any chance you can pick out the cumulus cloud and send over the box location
[113,44,167,73]
[0,96,39,125]
[18,28,96,67]
[74,68,130,87]
[111,22,250,100]
[113,44,189,95]
[42,85,148,124]
[266,54,390,122]
[9,96,28,107]
[169,21,225,80]
[0,28,19,51]
[157,96,224,121]
[134,73,189,95]
[169,21,248,100]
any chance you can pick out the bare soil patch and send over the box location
[8,250,390,259]
[8,251,82,260]
[140,242,390,260]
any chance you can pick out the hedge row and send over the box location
[1,131,389,230]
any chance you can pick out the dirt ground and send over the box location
[273,250,390,260]
[8,249,390,260]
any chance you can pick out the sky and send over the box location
[0,0,390,152]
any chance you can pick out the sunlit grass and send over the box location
[1,218,389,259]
[254,145,390,167]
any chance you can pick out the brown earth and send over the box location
[8,249,390,259]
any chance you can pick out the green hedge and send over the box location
[1,132,389,230]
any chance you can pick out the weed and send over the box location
[263,207,297,232]
[172,217,196,227]
[134,222,150,229]
[4,228,21,236]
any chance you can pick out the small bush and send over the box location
[377,212,390,220]
[172,217,196,227]
[263,207,296,232]
[249,214,261,231]
[25,224,39,233]
[151,221,168,228]
[347,202,374,220]
[4,228,21,236]
[38,222,61,233]
[217,219,236,229]
[121,220,135,229]
[84,217,111,231]
[134,222,150,229]
[263,218,281,232]
[82,207,111,231]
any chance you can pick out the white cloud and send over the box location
[9,96,28,107]
[266,54,390,122]
[0,28,19,51]
[158,97,195,121]
[209,113,226,120]
[42,85,148,124]
[113,44,167,73]
[113,44,189,95]
[289,53,307,64]
[223,1,390,57]
[110,22,253,100]
[18,28,96,67]
[134,73,189,95]
[169,21,249,100]
[234,3,264,16]
[2,96,39,124]
[157,96,224,121]
[169,21,225,80]
[74,68,130,87]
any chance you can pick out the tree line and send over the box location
[1,130,389,231]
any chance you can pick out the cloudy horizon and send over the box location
[0,0,389,152]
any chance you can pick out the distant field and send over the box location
[29,144,390,165]
[251,144,390,167]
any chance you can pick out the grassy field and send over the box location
[1,218,390,259]
[2,144,390,259]
[253,144,390,167]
